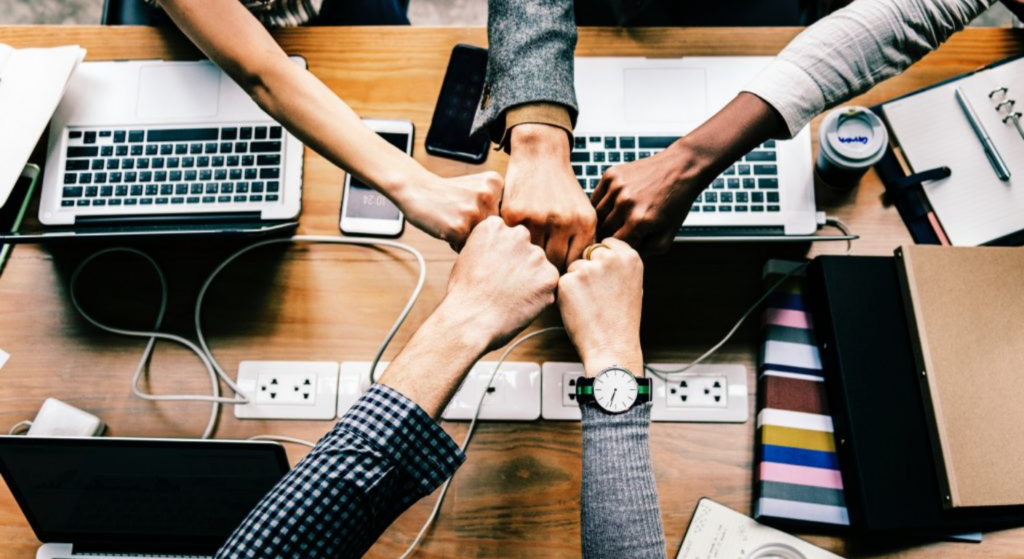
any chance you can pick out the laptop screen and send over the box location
[0,437,290,552]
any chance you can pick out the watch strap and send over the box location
[574,375,652,406]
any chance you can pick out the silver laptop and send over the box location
[0,436,289,559]
[574,57,817,239]
[39,58,304,227]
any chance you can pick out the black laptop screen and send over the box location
[0,437,289,551]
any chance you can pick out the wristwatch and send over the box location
[575,365,652,414]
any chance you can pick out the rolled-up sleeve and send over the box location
[744,0,992,138]
[216,384,466,559]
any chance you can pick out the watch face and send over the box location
[593,368,639,413]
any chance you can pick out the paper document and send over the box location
[0,43,86,208]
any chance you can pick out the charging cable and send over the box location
[646,216,853,379]
[69,236,426,439]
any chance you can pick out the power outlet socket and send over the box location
[234,361,340,420]
[542,362,748,423]
[649,363,748,423]
[338,361,541,421]
[442,362,541,421]
[337,361,383,417]
[541,362,585,421]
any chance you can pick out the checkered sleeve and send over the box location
[216,384,466,559]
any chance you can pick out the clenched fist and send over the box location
[558,238,644,377]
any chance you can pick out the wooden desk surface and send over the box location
[0,25,1022,559]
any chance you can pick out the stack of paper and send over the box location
[0,43,86,208]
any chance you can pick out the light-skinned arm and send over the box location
[216,217,559,559]
[157,0,503,249]
[558,238,668,559]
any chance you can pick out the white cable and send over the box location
[645,217,854,379]
[8,420,32,435]
[69,236,427,440]
[70,248,236,439]
[248,434,316,448]
[395,326,566,559]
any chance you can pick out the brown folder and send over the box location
[896,245,1024,508]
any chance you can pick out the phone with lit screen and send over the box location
[339,119,412,238]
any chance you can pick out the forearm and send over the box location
[744,0,993,137]
[379,300,490,420]
[158,0,430,204]
[580,403,666,559]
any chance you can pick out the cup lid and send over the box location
[820,106,888,166]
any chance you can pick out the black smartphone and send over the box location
[425,44,490,164]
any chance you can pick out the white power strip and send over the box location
[337,361,541,421]
[233,360,748,423]
[541,362,748,423]
[234,361,340,420]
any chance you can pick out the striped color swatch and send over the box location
[753,261,851,528]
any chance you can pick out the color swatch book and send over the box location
[753,260,850,530]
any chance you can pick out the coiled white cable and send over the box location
[69,236,426,439]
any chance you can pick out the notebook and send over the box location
[896,245,1024,509]
[881,56,1024,246]
[753,260,850,529]
[0,43,85,207]
[810,254,1024,536]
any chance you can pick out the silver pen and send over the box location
[955,86,1011,181]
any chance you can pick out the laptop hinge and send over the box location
[76,212,263,225]
[677,225,786,237]
[73,541,217,557]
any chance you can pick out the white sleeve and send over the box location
[743,0,993,138]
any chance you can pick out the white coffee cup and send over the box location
[816,106,888,189]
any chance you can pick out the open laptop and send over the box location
[0,436,290,558]
[574,57,819,241]
[38,57,305,234]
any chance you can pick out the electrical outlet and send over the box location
[665,375,728,408]
[234,361,339,420]
[649,364,748,423]
[543,362,748,423]
[442,362,541,421]
[541,362,584,420]
[337,361,385,417]
[338,361,541,421]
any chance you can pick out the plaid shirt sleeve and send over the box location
[216,384,466,559]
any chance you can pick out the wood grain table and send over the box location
[0,25,1022,559]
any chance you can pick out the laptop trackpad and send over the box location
[623,68,707,124]
[137,64,221,120]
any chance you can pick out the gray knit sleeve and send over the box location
[580,402,667,559]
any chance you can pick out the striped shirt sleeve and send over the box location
[216,384,466,559]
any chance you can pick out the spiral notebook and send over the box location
[881,55,1024,246]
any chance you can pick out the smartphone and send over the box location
[339,119,412,238]
[0,165,40,275]
[425,44,490,164]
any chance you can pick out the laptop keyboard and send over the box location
[572,136,781,214]
[61,125,285,210]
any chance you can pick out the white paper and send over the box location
[0,44,86,208]
[883,58,1024,246]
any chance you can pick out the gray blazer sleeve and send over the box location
[580,403,668,559]
[471,0,579,141]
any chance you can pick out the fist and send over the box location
[404,171,504,251]
[557,238,644,376]
[443,216,560,351]
[502,124,597,271]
